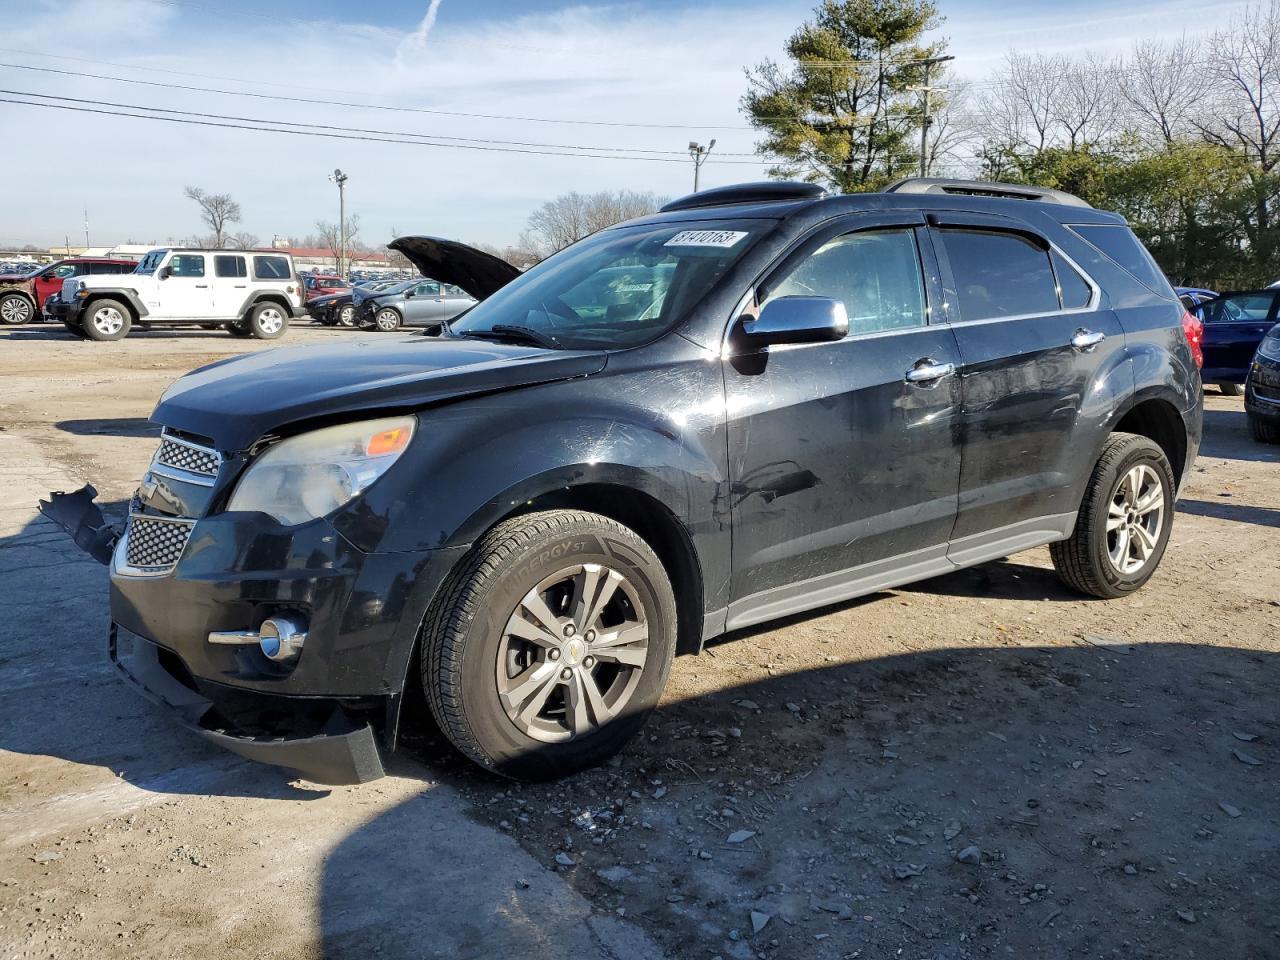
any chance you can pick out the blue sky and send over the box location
[0,0,1250,250]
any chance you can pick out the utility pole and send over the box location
[83,208,89,248]
[328,168,349,277]
[688,140,716,192]
[912,55,954,179]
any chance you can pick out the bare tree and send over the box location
[1119,37,1211,145]
[314,215,362,268]
[978,52,1064,154]
[925,75,980,176]
[525,190,666,256]
[183,187,241,248]
[226,231,261,250]
[1201,1,1280,172]
[1056,53,1119,149]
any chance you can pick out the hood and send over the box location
[152,336,606,451]
[388,237,522,300]
[309,292,350,307]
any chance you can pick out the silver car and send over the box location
[360,279,476,332]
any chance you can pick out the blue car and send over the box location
[1245,321,1280,442]
[1196,289,1280,396]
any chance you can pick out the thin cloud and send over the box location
[396,0,445,64]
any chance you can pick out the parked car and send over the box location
[1200,288,1280,395]
[0,257,136,325]
[51,248,306,341]
[1244,322,1280,442]
[303,274,350,302]
[1176,286,1217,318]
[42,179,1202,785]
[307,291,355,326]
[357,277,477,331]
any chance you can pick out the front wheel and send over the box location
[1050,433,1175,599]
[337,304,356,327]
[1218,383,1244,397]
[421,510,677,781]
[1249,414,1280,444]
[0,293,34,325]
[374,308,402,332]
[248,302,287,339]
[82,299,132,341]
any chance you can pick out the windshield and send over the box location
[134,250,166,275]
[449,219,768,350]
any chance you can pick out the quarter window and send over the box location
[762,229,927,335]
[1051,251,1093,309]
[940,229,1059,321]
[215,255,247,278]
[168,255,205,278]
[1068,224,1168,294]
[254,256,291,280]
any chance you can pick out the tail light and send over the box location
[1181,310,1204,369]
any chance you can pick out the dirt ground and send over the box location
[1,321,1277,960]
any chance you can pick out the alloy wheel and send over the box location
[1,297,32,323]
[1105,464,1165,575]
[91,306,125,336]
[496,562,650,743]
[376,310,400,331]
[257,307,284,334]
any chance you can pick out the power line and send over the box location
[0,57,757,132]
[0,94,778,164]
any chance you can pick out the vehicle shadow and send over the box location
[899,556,1076,601]
[0,499,325,802]
[55,418,162,438]
[1200,407,1279,463]
[1178,497,1280,528]
[324,639,1279,959]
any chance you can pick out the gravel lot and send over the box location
[1,321,1277,960]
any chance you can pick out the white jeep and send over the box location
[56,248,306,341]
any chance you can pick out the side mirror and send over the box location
[404,289,416,298]
[159,266,172,279]
[734,296,848,351]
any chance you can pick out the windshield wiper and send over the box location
[461,324,561,349]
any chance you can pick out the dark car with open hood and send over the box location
[42,178,1203,785]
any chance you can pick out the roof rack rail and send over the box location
[882,177,1091,209]
[661,181,826,213]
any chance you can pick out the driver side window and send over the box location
[761,229,927,335]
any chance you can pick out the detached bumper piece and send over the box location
[110,624,385,785]
[38,484,119,565]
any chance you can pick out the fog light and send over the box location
[259,616,307,662]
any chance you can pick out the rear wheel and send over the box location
[81,299,131,341]
[248,302,287,339]
[1249,414,1280,443]
[0,293,34,325]
[421,510,677,781]
[1218,383,1244,397]
[1051,433,1175,598]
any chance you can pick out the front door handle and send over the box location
[905,358,956,384]
[1071,328,1106,350]
[194,284,209,289]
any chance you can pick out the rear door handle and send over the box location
[1071,328,1106,350]
[905,358,956,384]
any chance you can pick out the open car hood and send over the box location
[388,237,523,300]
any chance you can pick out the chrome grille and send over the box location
[124,514,194,571]
[153,432,221,482]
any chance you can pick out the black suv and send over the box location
[44,179,1203,784]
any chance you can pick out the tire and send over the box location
[62,318,87,339]
[1050,432,1176,599]
[81,298,132,341]
[248,302,287,340]
[1249,414,1280,444]
[225,319,253,338]
[337,304,356,327]
[374,308,402,332]
[421,510,678,781]
[1218,383,1244,396]
[0,293,34,325]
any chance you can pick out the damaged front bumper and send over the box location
[110,624,385,784]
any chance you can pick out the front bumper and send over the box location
[110,624,385,784]
[46,297,80,321]
[1246,357,1280,422]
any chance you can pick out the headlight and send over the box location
[1259,335,1280,362]
[226,416,415,525]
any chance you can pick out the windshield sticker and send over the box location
[664,230,749,249]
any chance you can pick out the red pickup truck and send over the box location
[0,258,138,324]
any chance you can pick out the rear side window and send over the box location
[1208,293,1276,323]
[253,256,291,280]
[215,255,247,278]
[1051,251,1093,308]
[940,229,1059,321]
[168,255,205,278]
[762,228,927,335]
[1068,224,1168,293]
